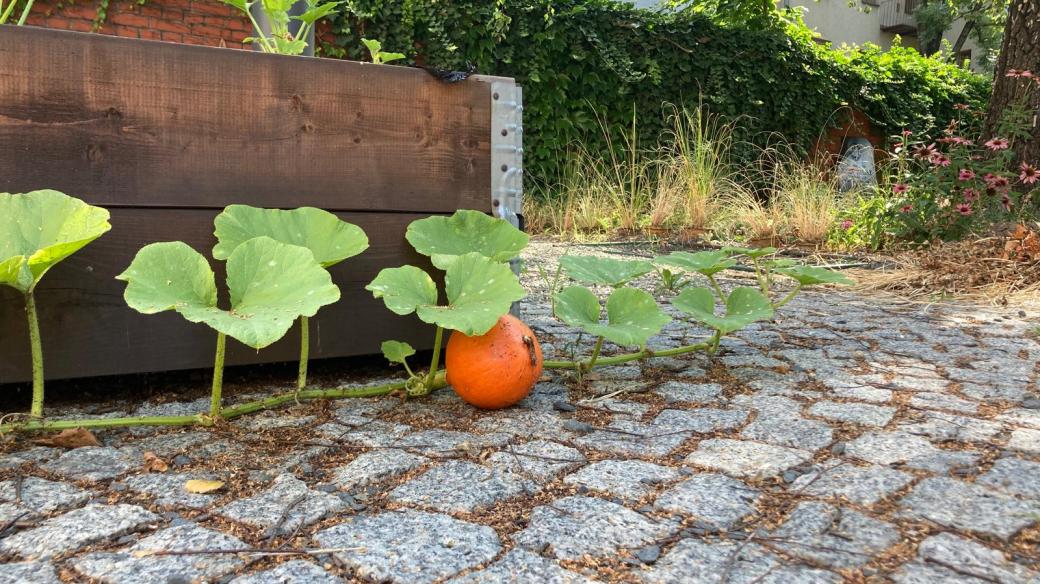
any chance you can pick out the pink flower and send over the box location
[913,143,938,159]
[901,129,912,137]
[958,169,976,181]
[1002,194,1013,211]
[955,203,973,216]
[985,138,1010,151]
[1007,69,1022,78]
[900,204,913,213]
[840,219,853,230]
[985,174,1010,189]
[953,103,971,110]
[951,137,973,146]
[892,183,909,194]
[929,153,951,167]
[1020,163,1039,185]
[1022,70,1035,78]
[962,188,979,201]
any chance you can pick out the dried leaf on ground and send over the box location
[32,427,101,449]
[184,479,224,494]
[142,451,168,473]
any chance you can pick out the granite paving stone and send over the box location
[653,473,760,529]
[1007,427,1040,455]
[230,559,343,583]
[0,503,158,559]
[71,524,246,584]
[891,533,1038,584]
[313,510,501,583]
[808,401,896,427]
[898,412,1004,442]
[486,440,586,482]
[976,457,1040,498]
[38,446,135,482]
[394,429,508,457]
[685,439,812,480]
[388,460,534,513]
[448,549,597,583]
[846,431,980,472]
[0,561,62,584]
[790,461,915,506]
[898,477,1040,540]
[514,496,679,561]
[328,450,428,491]
[740,412,833,451]
[121,472,220,509]
[563,460,680,502]
[909,392,980,414]
[768,501,900,567]
[639,540,841,584]
[653,382,722,404]
[217,474,344,533]
[0,477,91,522]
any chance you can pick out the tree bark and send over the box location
[950,20,975,58]
[985,0,1040,164]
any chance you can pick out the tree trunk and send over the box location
[985,0,1040,164]
[950,20,975,59]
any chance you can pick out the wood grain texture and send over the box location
[0,26,491,213]
[0,209,439,383]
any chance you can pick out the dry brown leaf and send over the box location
[32,427,101,449]
[142,451,168,473]
[184,479,224,494]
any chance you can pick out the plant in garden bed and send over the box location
[221,0,340,55]
[0,190,111,418]
[212,204,369,391]
[118,236,341,418]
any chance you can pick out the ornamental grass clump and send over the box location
[0,190,111,418]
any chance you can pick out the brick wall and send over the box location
[25,0,252,49]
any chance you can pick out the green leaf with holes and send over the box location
[366,252,524,336]
[117,237,340,349]
[674,286,774,335]
[654,250,735,277]
[554,285,671,347]
[0,190,111,294]
[406,209,529,270]
[773,265,853,286]
[213,205,368,268]
[559,255,654,287]
[381,340,415,365]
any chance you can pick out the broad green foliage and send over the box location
[721,246,777,260]
[406,210,529,269]
[674,287,774,334]
[559,255,654,287]
[381,340,415,364]
[221,0,340,55]
[774,265,853,286]
[322,1,988,189]
[555,285,671,347]
[118,237,340,349]
[654,250,735,277]
[213,205,369,267]
[361,38,406,64]
[0,190,111,294]
[367,252,524,336]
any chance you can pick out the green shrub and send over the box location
[323,1,989,194]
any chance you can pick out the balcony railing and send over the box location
[879,0,918,34]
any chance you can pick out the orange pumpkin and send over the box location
[445,314,543,409]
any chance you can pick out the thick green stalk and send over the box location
[774,285,802,309]
[297,316,309,391]
[705,274,727,302]
[583,336,605,371]
[1,371,449,434]
[211,332,226,419]
[25,293,44,419]
[544,341,711,370]
[15,0,33,25]
[426,326,444,387]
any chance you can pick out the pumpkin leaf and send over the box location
[773,265,853,286]
[654,250,735,277]
[555,286,671,347]
[559,255,654,287]
[213,205,368,268]
[405,210,529,269]
[674,287,774,334]
[118,237,340,349]
[0,190,111,294]
[381,340,415,365]
[367,253,524,336]
[720,246,777,259]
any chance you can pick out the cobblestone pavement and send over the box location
[1,240,1039,583]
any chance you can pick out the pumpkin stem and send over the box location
[582,336,605,372]
[425,326,445,392]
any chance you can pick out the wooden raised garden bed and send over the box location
[0,26,523,383]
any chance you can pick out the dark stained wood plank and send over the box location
[0,26,491,213]
[0,208,439,383]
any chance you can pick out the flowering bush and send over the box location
[870,70,1039,243]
